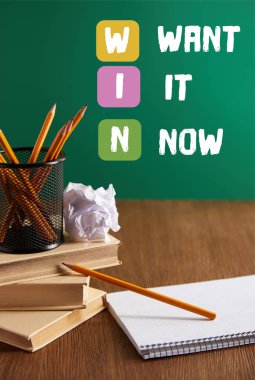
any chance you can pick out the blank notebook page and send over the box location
[106,275,255,359]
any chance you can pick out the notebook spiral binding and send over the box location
[140,331,255,359]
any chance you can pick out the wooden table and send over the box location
[0,201,254,380]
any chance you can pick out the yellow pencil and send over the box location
[0,130,56,240]
[62,263,216,320]
[29,121,72,193]
[43,124,66,163]
[29,103,56,163]
[0,130,19,164]
[69,105,88,136]
[43,104,87,162]
[53,120,74,159]
[53,104,88,159]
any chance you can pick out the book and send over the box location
[106,275,255,359]
[0,275,90,311]
[0,287,106,352]
[0,234,121,284]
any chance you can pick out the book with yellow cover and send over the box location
[0,287,105,352]
[0,235,121,284]
[0,275,90,311]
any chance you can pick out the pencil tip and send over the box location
[79,104,88,117]
[62,262,69,267]
[50,103,56,114]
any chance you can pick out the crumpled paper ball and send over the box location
[63,182,120,241]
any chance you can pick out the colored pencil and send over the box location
[31,121,72,193]
[0,130,19,164]
[53,120,74,159]
[28,103,56,164]
[0,131,56,240]
[62,263,217,320]
[44,104,87,162]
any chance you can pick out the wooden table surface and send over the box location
[0,201,255,380]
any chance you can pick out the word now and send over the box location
[159,129,223,155]
[158,25,240,52]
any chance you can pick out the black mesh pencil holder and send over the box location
[0,147,66,253]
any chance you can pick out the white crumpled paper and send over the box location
[63,182,120,241]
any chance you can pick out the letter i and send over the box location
[116,73,124,99]
[165,75,173,100]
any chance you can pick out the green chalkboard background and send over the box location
[0,1,254,199]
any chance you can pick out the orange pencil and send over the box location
[53,120,73,159]
[43,104,87,162]
[69,105,88,136]
[62,263,216,320]
[53,104,88,158]
[0,130,19,164]
[43,124,66,163]
[29,103,56,163]
[29,121,72,194]
[0,131,56,240]
[0,130,43,206]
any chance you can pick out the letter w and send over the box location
[105,27,130,54]
[158,26,182,52]
[199,129,223,155]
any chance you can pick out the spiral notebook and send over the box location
[106,275,255,359]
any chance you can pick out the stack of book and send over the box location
[0,235,120,352]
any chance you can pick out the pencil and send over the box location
[0,129,42,206]
[29,121,72,192]
[28,103,56,164]
[0,130,19,164]
[53,120,74,159]
[0,132,56,240]
[51,104,88,160]
[30,104,86,198]
[32,105,87,192]
[43,124,66,163]
[43,105,87,163]
[69,104,88,135]
[62,263,217,320]
[0,155,22,233]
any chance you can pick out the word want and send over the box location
[158,26,240,53]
